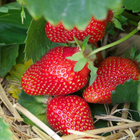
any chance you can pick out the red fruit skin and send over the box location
[128,58,140,73]
[46,95,95,135]
[83,74,131,104]
[106,10,113,22]
[21,46,90,96]
[45,16,107,43]
[83,56,140,104]
[97,56,140,81]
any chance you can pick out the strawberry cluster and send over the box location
[83,56,140,104]
[20,10,139,136]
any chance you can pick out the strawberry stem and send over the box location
[128,20,138,27]
[87,23,140,57]
[122,11,140,22]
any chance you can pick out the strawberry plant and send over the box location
[1,0,140,139]
[0,117,13,140]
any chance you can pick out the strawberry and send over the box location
[83,74,131,104]
[46,95,95,135]
[83,56,140,104]
[106,10,113,22]
[45,16,107,43]
[21,46,90,96]
[97,56,140,80]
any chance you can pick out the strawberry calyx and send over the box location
[66,36,98,85]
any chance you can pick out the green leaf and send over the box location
[51,42,68,48]
[123,0,140,13]
[115,15,127,23]
[25,18,54,63]
[106,22,116,36]
[16,44,25,64]
[0,2,21,13]
[129,102,140,121]
[0,44,19,77]
[0,117,13,140]
[133,48,140,62]
[7,59,32,81]
[89,103,109,130]
[82,36,90,51]
[73,36,82,49]
[83,44,93,57]
[111,79,140,105]
[74,58,88,72]
[113,18,124,31]
[18,90,48,126]
[130,45,136,59]
[0,9,32,45]
[66,52,84,61]
[137,82,140,112]
[114,8,125,16]
[18,0,122,30]
[88,62,97,85]
[135,53,140,62]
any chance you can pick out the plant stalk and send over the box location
[88,25,140,57]
[122,11,140,22]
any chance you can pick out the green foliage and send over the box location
[0,44,19,77]
[89,103,109,133]
[0,9,32,45]
[0,117,13,140]
[67,52,85,61]
[0,2,21,13]
[129,102,140,121]
[113,18,124,31]
[16,44,26,64]
[111,79,140,104]
[137,82,140,112]
[25,17,66,63]
[111,8,128,31]
[6,59,32,82]
[74,58,87,71]
[18,90,49,127]
[123,0,140,12]
[24,18,52,63]
[82,36,90,51]
[88,62,97,85]
[0,0,140,133]
[18,0,122,30]
[126,45,140,62]
[0,4,32,77]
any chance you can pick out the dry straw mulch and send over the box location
[0,77,140,140]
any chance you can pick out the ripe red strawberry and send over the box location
[83,56,140,104]
[45,16,107,43]
[97,56,140,80]
[46,95,95,135]
[21,46,90,96]
[83,74,131,104]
